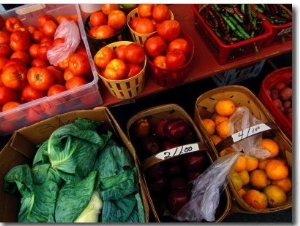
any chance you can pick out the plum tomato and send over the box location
[103,58,128,80]
[144,35,167,58]
[157,19,181,42]
[89,10,108,27]
[27,66,55,91]
[165,49,186,70]
[94,46,115,69]
[152,4,171,23]
[0,85,19,105]
[125,43,145,64]
[168,37,191,56]
[1,64,28,90]
[107,10,127,30]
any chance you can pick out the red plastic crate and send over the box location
[258,67,292,140]
[191,5,272,65]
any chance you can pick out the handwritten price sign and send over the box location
[231,123,272,143]
[155,143,200,160]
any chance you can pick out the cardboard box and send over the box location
[0,4,103,136]
[0,107,150,222]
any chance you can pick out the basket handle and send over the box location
[215,122,277,152]
[142,142,209,171]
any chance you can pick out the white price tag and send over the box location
[155,143,200,160]
[231,123,272,143]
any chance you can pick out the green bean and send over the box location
[221,14,236,31]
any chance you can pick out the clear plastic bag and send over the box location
[175,106,272,222]
[47,20,81,66]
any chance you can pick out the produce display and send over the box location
[3,118,145,223]
[198,4,264,44]
[253,4,292,25]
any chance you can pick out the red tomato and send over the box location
[135,18,156,34]
[32,30,44,43]
[88,27,98,38]
[165,49,186,70]
[31,58,49,67]
[94,46,115,69]
[5,17,23,33]
[26,106,46,124]
[153,55,167,69]
[3,58,26,69]
[27,67,55,91]
[10,50,31,66]
[0,85,19,105]
[63,68,76,81]
[0,56,9,73]
[38,14,57,29]
[137,4,154,18]
[108,10,127,30]
[95,25,115,39]
[29,43,40,59]
[101,4,120,15]
[47,66,64,84]
[26,24,38,36]
[152,4,171,23]
[68,53,91,77]
[103,58,128,80]
[58,56,69,71]
[10,30,31,52]
[90,11,108,27]
[56,15,70,24]
[157,19,181,42]
[114,44,127,62]
[37,42,51,61]
[168,38,191,56]
[65,76,87,90]
[0,44,12,58]
[21,84,46,102]
[41,19,58,39]
[144,35,167,58]
[125,43,145,64]
[52,37,65,47]
[127,63,143,78]
[1,64,28,90]
[47,84,66,96]
[40,101,60,116]
[2,101,20,111]
[0,30,11,45]
[129,17,141,31]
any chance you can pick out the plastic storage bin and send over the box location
[191,5,272,65]
[0,4,103,137]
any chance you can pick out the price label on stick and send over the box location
[231,123,272,142]
[156,143,200,160]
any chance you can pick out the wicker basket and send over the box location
[127,7,174,45]
[97,41,146,100]
[194,85,292,213]
[126,104,231,222]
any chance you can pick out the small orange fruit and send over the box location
[213,114,229,125]
[260,138,280,158]
[271,177,292,193]
[230,171,243,191]
[258,159,272,170]
[245,155,259,172]
[238,169,250,186]
[250,169,270,189]
[219,147,235,157]
[211,134,222,145]
[243,189,268,210]
[263,185,287,208]
[215,99,236,117]
[215,119,230,139]
[202,118,215,135]
[265,159,289,181]
[234,154,246,172]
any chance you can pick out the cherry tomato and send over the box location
[90,11,107,27]
[0,30,11,45]
[95,25,115,39]
[94,46,115,69]
[1,64,28,90]
[153,55,167,69]
[137,4,154,18]
[5,17,24,33]
[125,43,145,64]
[127,63,143,78]
[27,66,55,91]
[144,35,167,58]
[47,84,66,96]
[65,76,87,90]
[135,18,156,34]
[168,38,191,56]
[101,4,120,15]
[10,30,31,52]
[0,85,19,105]
[103,58,128,80]
[108,10,126,30]
[152,4,171,23]
[165,49,186,70]
[68,53,91,77]
[157,19,181,42]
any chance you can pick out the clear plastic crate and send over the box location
[0,4,103,136]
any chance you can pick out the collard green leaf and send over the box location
[32,140,50,167]
[55,171,97,222]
